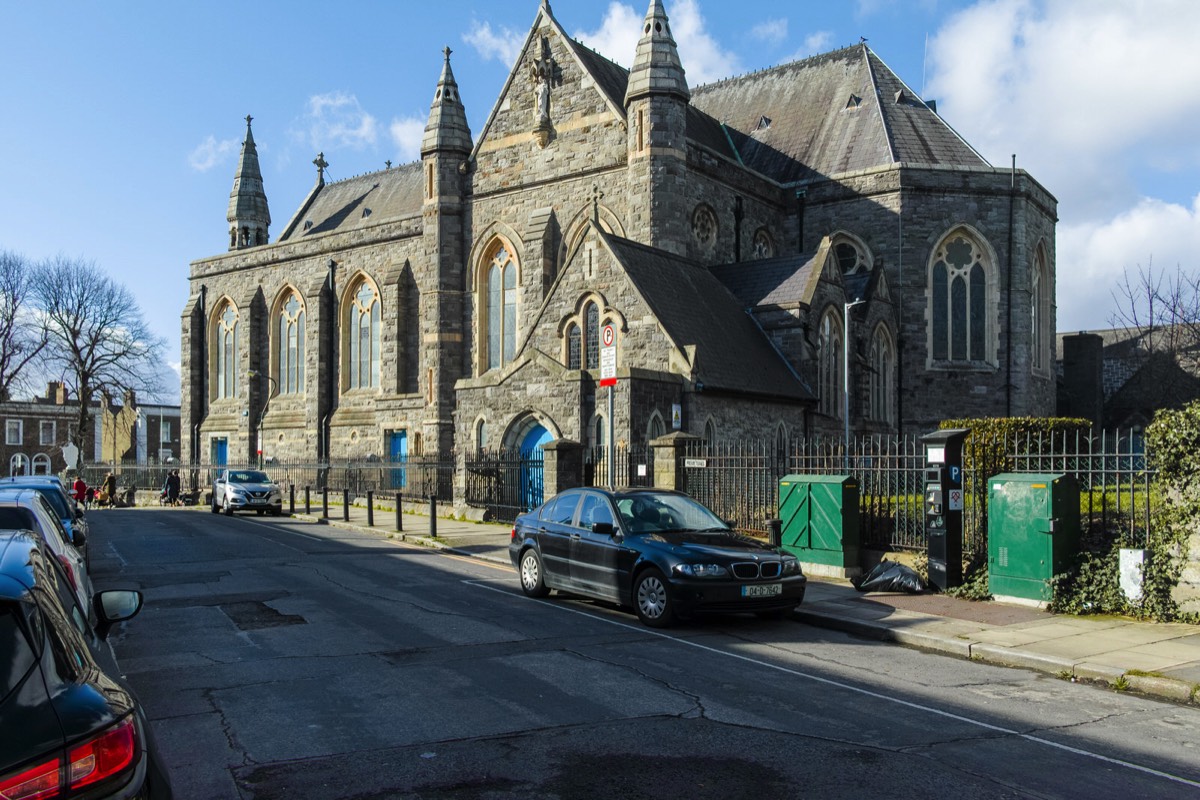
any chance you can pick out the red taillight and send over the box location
[511,527,518,541]
[54,555,78,593]
[68,717,138,791]
[0,757,61,800]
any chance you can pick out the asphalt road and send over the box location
[89,509,1200,800]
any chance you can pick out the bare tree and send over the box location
[33,255,166,455]
[0,250,49,400]
[1110,258,1200,355]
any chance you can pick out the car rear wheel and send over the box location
[634,568,676,628]
[211,497,219,513]
[519,549,550,598]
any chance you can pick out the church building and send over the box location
[182,0,1057,480]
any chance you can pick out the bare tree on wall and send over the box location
[0,250,49,401]
[32,255,165,457]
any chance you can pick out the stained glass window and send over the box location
[349,280,380,389]
[278,293,305,394]
[931,234,990,364]
[215,303,238,399]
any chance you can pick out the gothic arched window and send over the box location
[566,323,581,370]
[277,291,306,394]
[214,301,239,400]
[818,308,844,419]
[347,278,381,390]
[585,302,600,370]
[869,325,896,425]
[930,231,993,364]
[485,242,518,371]
[1032,244,1051,372]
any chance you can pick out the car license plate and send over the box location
[250,498,266,504]
[742,583,782,598]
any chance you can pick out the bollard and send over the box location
[289,484,295,515]
[322,487,328,518]
[367,491,374,527]
[767,518,782,548]
[305,486,311,515]
[343,489,350,521]
[395,492,403,531]
[428,494,437,538]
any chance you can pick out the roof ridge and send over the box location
[691,43,867,93]
[322,161,422,187]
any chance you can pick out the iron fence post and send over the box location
[322,487,328,518]
[396,492,403,531]
[305,485,311,515]
[289,484,295,515]
[367,491,374,526]
[429,494,437,538]
[343,489,350,521]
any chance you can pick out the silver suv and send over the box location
[211,469,283,516]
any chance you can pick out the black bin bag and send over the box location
[852,560,928,594]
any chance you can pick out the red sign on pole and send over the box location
[599,324,617,387]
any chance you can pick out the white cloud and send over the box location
[925,0,1200,329]
[1057,194,1200,331]
[301,92,378,151]
[573,2,642,67]
[751,17,788,46]
[188,136,238,172]
[463,19,524,66]
[788,31,834,62]
[390,116,426,164]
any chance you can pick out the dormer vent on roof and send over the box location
[756,115,772,131]
[845,94,862,110]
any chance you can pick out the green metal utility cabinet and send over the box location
[778,475,860,578]
[988,473,1080,605]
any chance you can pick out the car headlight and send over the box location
[674,563,729,578]
[781,558,803,576]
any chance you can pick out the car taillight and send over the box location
[69,716,138,790]
[0,757,61,800]
[511,527,518,541]
[0,717,139,800]
[55,555,77,593]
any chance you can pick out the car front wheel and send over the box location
[519,549,550,598]
[634,568,676,628]
[223,496,234,516]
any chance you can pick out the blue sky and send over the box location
[3,0,1199,403]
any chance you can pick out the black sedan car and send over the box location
[509,488,806,627]
[0,529,173,799]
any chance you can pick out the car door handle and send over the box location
[571,533,581,540]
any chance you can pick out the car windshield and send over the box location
[614,492,728,534]
[229,471,271,483]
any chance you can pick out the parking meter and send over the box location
[920,429,970,591]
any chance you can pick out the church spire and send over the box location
[226,115,271,250]
[624,0,690,106]
[421,47,473,156]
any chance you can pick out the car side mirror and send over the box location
[591,521,615,536]
[93,590,143,640]
[72,530,87,547]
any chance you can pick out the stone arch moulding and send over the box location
[501,410,561,453]
[828,230,874,275]
[559,203,626,269]
[467,223,524,293]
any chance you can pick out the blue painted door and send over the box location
[519,425,552,511]
[389,431,407,489]
[212,438,228,466]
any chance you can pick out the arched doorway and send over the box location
[518,423,553,511]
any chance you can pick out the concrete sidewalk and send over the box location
[290,501,1200,706]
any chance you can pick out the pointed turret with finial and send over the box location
[226,115,271,250]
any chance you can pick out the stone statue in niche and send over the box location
[530,35,560,147]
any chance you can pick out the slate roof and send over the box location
[708,252,824,308]
[277,164,424,242]
[689,45,988,184]
[564,38,630,113]
[602,233,813,401]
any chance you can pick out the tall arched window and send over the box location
[818,308,844,419]
[1031,245,1050,372]
[930,231,992,364]
[703,418,717,445]
[869,325,895,424]
[214,302,239,400]
[486,242,518,371]
[277,292,306,394]
[348,279,381,390]
[646,412,665,442]
[584,302,600,370]
[567,323,581,369]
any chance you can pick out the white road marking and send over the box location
[468,580,1200,790]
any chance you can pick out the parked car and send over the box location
[509,487,807,627]
[0,529,173,798]
[211,469,283,516]
[0,476,89,559]
[0,487,92,612]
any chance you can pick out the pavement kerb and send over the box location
[279,510,1199,706]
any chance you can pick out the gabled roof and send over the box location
[276,164,424,242]
[601,232,813,401]
[709,242,830,309]
[690,44,988,184]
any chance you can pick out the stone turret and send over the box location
[421,47,472,458]
[625,0,691,255]
[226,115,271,250]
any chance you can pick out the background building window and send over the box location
[931,233,990,363]
[32,454,50,475]
[39,421,55,446]
[5,420,21,445]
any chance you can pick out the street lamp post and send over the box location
[248,370,278,468]
[843,298,865,470]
